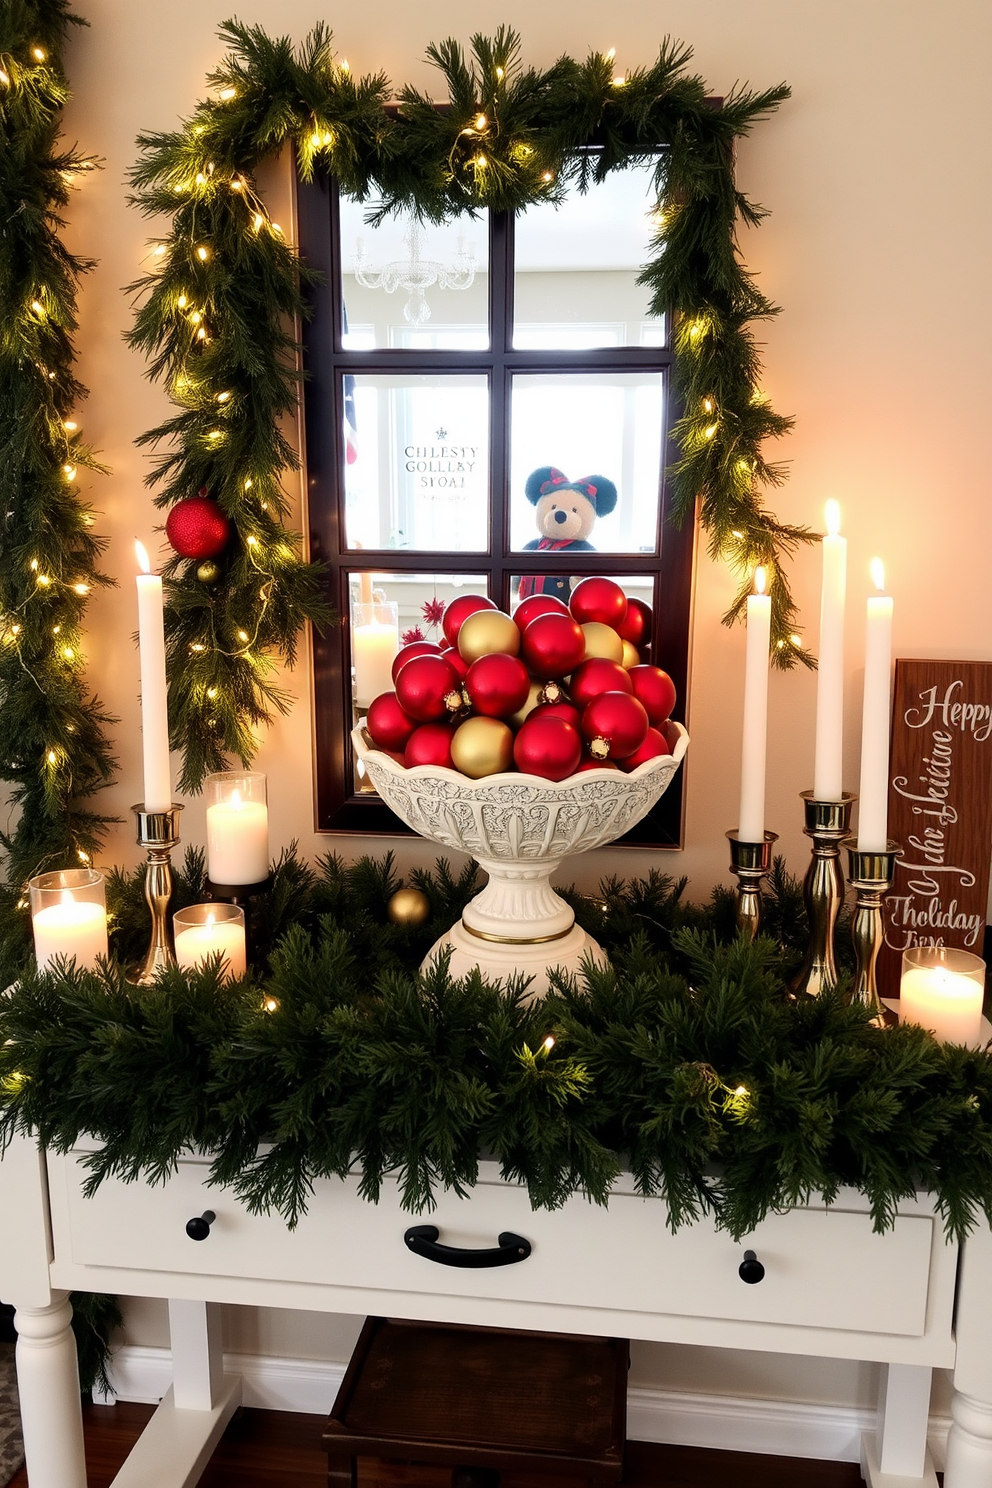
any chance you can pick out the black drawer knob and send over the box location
[185,1210,216,1241]
[738,1248,765,1284]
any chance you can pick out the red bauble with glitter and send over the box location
[620,726,673,770]
[366,691,418,752]
[394,653,463,722]
[617,596,653,647]
[569,576,628,629]
[569,658,632,711]
[514,594,569,632]
[391,640,442,683]
[405,723,455,769]
[581,691,649,760]
[513,715,583,781]
[628,665,677,726]
[520,612,586,679]
[165,491,231,560]
[442,593,497,647]
[465,653,531,718]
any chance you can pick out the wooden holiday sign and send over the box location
[877,659,992,998]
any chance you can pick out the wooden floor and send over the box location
[6,1400,867,1487]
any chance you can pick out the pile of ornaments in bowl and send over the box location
[362,578,679,782]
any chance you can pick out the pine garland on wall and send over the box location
[128,21,811,791]
[0,0,117,888]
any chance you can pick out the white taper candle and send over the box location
[856,559,893,851]
[135,541,172,813]
[739,567,771,843]
[813,500,847,801]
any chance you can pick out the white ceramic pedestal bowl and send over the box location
[353,723,688,998]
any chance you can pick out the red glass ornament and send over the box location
[404,723,455,769]
[568,658,632,711]
[575,756,620,772]
[513,594,569,632]
[530,700,582,729]
[464,653,531,718]
[628,665,677,726]
[581,691,649,760]
[620,726,673,770]
[569,576,628,628]
[617,596,653,646]
[394,653,462,722]
[391,640,442,684]
[165,494,231,560]
[513,716,583,781]
[520,612,586,679]
[442,593,496,647]
[366,691,418,752]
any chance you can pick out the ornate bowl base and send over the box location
[424,921,607,999]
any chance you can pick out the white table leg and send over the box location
[948,1219,992,1488]
[14,1290,87,1488]
[861,1363,938,1488]
[168,1299,224,1410]
[945,1393,992,1488]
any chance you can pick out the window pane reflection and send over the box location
[513,161,666,349]
[344,375,489,552]
[509,373,664,554]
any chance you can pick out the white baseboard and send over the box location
[95,1345,951,1467]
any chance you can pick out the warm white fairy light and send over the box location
[32,46,46,62]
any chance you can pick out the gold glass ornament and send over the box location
[581,621,624,663]
[457,609,520,663]
[196,560,221,584]
[621,639,640,669]
[509,679,543,728]
[387,887,431,926]
[451,716,514,777]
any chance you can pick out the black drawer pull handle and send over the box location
[738,1248,765,1284]
[404,1224,531,1268]
[185,1210,216,1241]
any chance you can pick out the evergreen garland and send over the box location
[128,22,810,790]
[0,0,117,887]
[2,853,990,1243]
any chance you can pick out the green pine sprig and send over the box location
[0,0,118,886]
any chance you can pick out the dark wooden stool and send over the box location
[324,1317,628,1488]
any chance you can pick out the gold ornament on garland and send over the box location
[387,887,431,927]
[196,560,221,585]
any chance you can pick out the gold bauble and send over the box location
[621,639,640,669]
[386,887,431,927]
[451,716,514,777]
[196,560,221,585]
[457,609,520,663]
[581,621,624,663]
[509,679,543,728]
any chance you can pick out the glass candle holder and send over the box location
[29,868,108,972]
[899,945,987,1046]
[352,598,399,709]
[173,903,247,980]
[204,772,269,887]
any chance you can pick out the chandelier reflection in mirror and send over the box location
[353,214,477,326]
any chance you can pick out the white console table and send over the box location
[2,1132,992,1488]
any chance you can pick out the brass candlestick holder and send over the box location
[727,830,778,942]
[790,793,856,997]
[842,837,902,1026]
[128,803,183,986]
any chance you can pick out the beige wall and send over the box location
[37,0,992,1411]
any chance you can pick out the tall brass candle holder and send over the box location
[842,837,901,1026]
[727,830,778,941]
[128,803,183,986]
[790,792,856,997]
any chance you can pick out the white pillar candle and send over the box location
[352,598,399,708]
[206,791,269,885]
[135,541,172,813]
[174,911,247,980]
[813,500,846,802]
[857,559,894,851]
[738,567,771,843]
[899,949,985,1046]
[32,892,108,972]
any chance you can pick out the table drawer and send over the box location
[54,1154,936,1340]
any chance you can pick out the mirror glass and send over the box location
[513,160,666,349]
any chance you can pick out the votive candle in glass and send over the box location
[205,771,269,886]
[29,868,108,972]
[899,945,986,1046]
[173,903,247,980]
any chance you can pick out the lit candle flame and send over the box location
[824,499,841,537]
[754,566,767,596]
[135,540,151,574]
[870,557,886,592]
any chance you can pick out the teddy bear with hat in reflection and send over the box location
[518,464,618,602]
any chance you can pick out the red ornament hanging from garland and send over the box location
[165,488,232,560]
